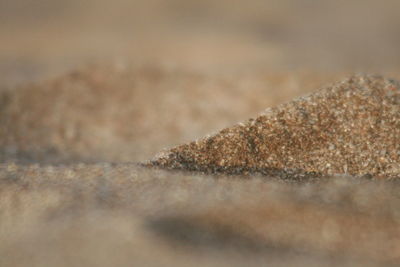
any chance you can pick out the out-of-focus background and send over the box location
[1,1,400,267]
[2,0,400,86]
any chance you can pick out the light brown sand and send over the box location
[152,75,400,179]
[1,70,400,266]
[1,67,400,267]
[0,65,341,163]
[2,0,400,266]
[1,163,400,266]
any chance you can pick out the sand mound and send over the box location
[151,75,400,179]
[0,65,338,163]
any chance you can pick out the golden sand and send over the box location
[151,75,400,179]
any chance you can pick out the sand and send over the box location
[2,0,400,266]
[1,68,400,266]
[1,163,400,267]
[0,65,340,163]
[1,69,400,267]
[151,75,400,179]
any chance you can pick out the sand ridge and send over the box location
[0,65,340,163]
[151,75,400,179]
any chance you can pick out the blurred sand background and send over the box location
[1,0,400,266]
[2,0,400,87]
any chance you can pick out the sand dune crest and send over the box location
[151,75,400,179]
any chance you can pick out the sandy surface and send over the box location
[1,0,400,266]
[1,65,344,163]
[152,75,400,179]
[1,163,400,267]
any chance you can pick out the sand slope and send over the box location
[1,70,400,266]
[152,75,400,179]
[0,65,339,163]
[2,0,400,266]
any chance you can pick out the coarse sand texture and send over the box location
[151,75,400,179]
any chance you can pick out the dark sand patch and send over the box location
[151,75,400,179]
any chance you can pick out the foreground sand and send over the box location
[1,163,400,266]
[1,67,400,266]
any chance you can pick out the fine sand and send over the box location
[1,68,400,267]
[2,0,400,266]
[151,75,400,180]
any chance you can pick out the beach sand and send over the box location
[1,0,400,266]
[151,75,400,180]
